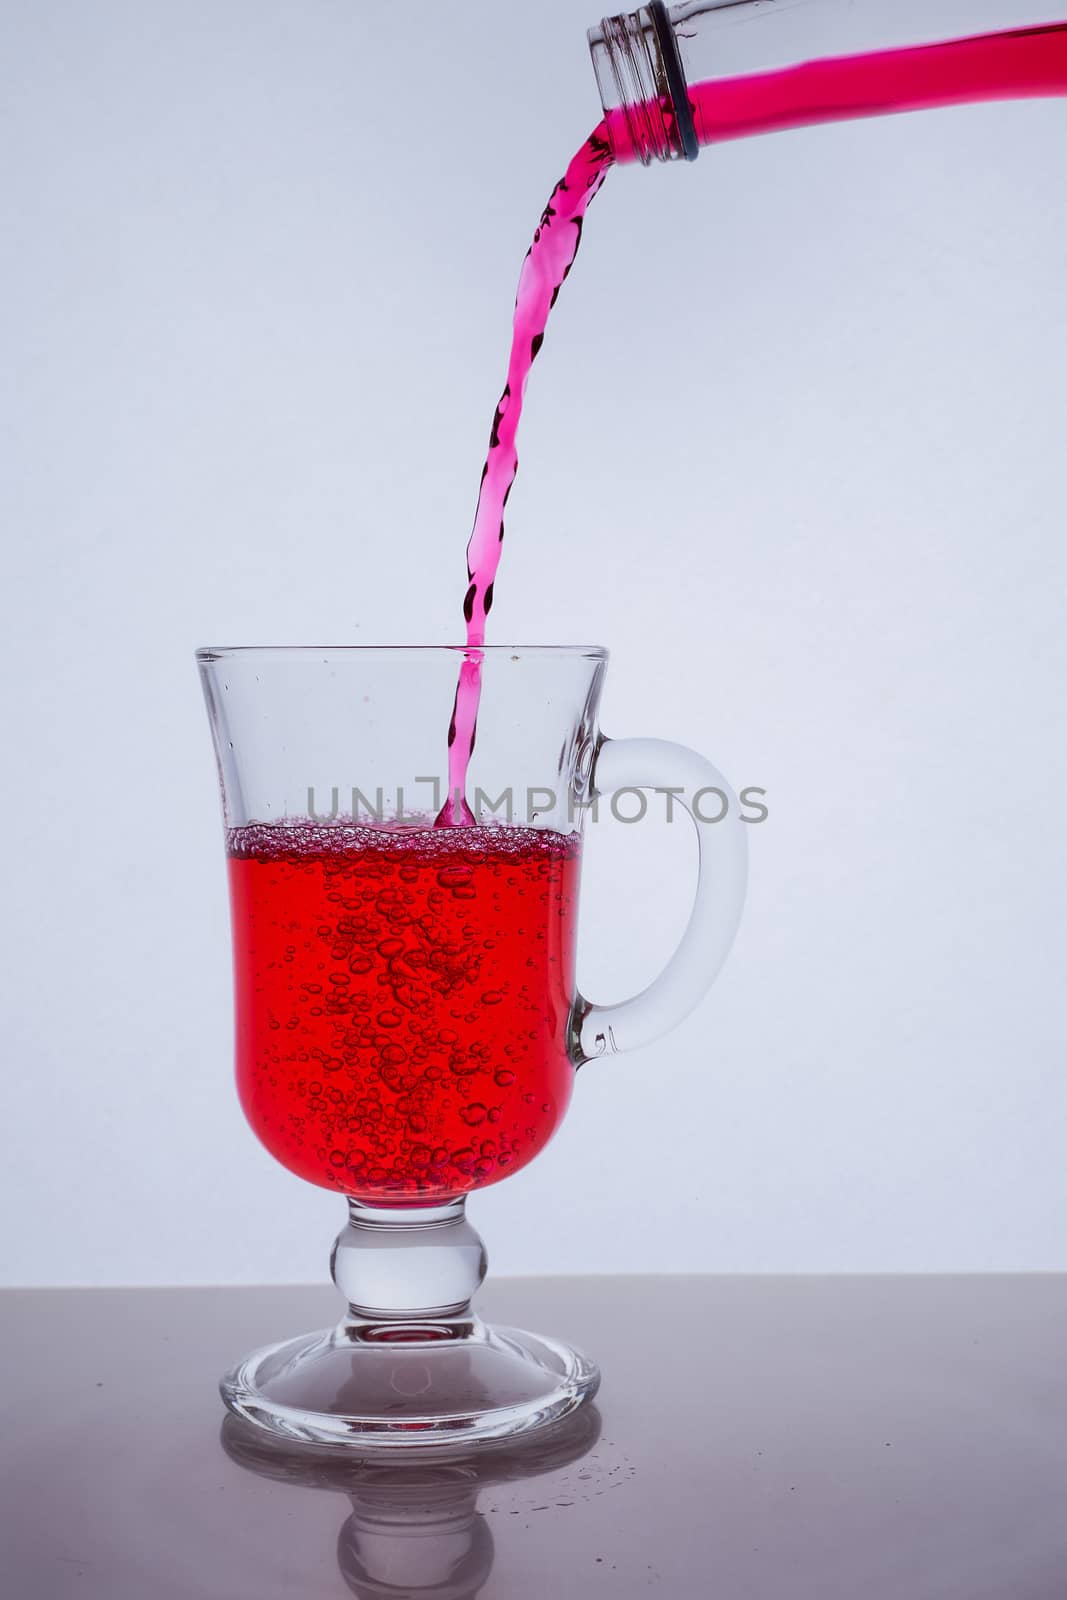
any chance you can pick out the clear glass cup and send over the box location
[198,645,747,1449]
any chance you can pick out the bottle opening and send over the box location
[589,3,699,163]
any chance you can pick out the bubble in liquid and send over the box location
[460,1102,487,1127]
[494,1069,515,1087]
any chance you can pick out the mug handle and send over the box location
[571,736,748,1063]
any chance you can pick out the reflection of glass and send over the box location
[221,1405,602,1600]
[199,646,746,1447]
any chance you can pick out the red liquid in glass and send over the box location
[228,823,580,1200]
[443,21,1067,815]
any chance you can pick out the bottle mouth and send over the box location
[589,3,699,164]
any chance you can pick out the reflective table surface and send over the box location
[3,1275,1066,1597]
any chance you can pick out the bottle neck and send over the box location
[588,2,699,164]
[592,2,1067,167]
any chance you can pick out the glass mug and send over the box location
[199,645,746,1448]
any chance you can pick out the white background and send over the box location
[2,0,1065,1285]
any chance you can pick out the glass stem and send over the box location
[330,1198,488,1322]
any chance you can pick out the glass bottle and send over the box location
[588,0,1067,165]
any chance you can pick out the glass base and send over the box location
[221,1315,600,1452]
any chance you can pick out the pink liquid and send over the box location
[684,22,1067,152]
[438,127,613,823]
[443,21,1067,814]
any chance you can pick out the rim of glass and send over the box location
[196,644,609,662]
